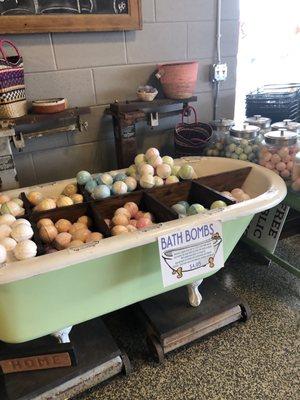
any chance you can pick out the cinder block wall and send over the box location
[7,0,239,186]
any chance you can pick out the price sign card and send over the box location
[158,221,224,287]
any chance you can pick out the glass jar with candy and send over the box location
[245,115,272,134]
[205,118,234,157]
[225,123,261,163]
[259,129,299,183]
[291,152,300,192]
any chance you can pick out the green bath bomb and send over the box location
[188,204,205,215]
[210,200,227,210]
[179,164,195,180]
[171,165,181,177]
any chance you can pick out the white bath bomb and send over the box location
[0,224,12,239]
[0,237,17,252]
[139,174,155,189]
[11,218,31,228]
[139,164,154,176]
[156,164,172,179]
[0,214,16,226]
[11,223,34,242]
[162,156,174,168]
[14,240,37,260]
[134,154,146,166]
[145,148,160,161]
[153,176,164,187]
[0,244,7,263]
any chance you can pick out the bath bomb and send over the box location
[27,191,43,206]
[148,156,163,168]
[261,151,272,162]
[93,185,111,200]
[77,215,92,228]
[145,148,160,161]
[124,177,137,192]
[129,219,138,228]
[239,154,248,161]
[153,176,164,187]
[0,244,7,263]
[76,171,92,185]
[280,169,290,179]
[287,161,294,171]
[179,165,195,180]
[111,225,129,236]
[0,214,16,226]
[126,164,137,177]
[0,224,12,239]
[99,173,114,187]
[221,191,234,198]
[172,204,187,216]
[71,194,84,204]
[0,194,10,205]
[139,164,154,176]
[85,179,97,194]
[235,147,243,155]
[139,174,155,189]
[231,188,245,198]
[56,196,73,208]
[112,181,128,196]
[278,147,289,159]
[68,240,84,248]
[35,198,56,212]
[11,218,31,228]
[165,176,179,185]
[1,201,24,217]
[109,170,119,179]
[55,219,72,233]
[172,165,181,177]
[39,225,58,243]
[135,211,145,220]
[188,204,206,215]
[276,162,286,172]
[113,173,127,183]
[210,200,227,210]
[63,183,77,197]
[144,212,154,221]
[162,156,174,168]
[0,237,17,252]
[54,232,72,250]
[86,232,103,243]
[127,225,137,233]
[12,198,23,208]
[115,207,131,219]
[72,228,91,242]
[238,193,251,202]
[112,215,129,227]
[134,154,146,166]
[37,218,54,229]
[156,164,171,179]
[271,154,281,164]
[14,240,37,260]
[136,217,152,229]
[68,223,86,236]
[11,224,33,242]
[178,201,190,211]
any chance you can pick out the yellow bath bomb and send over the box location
[35,198,56,212]
[68,222,86,235]
[114,207,131,220]
[72,228,91,242]
[112,215,129,227]
[56,196,73,208]
[70,194,83,204]
[68,240,84,248]
[63,183,78,197]
[55,219,72,233]
[27,191,44,206]
[54,232,72,250]
[86,232,103,243]
[39,225,58,243]
[111,225,128,236]
[37,218,54,229]
[77,215,92,228]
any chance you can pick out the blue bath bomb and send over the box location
[85,179,97,194]
[177,201,190,212]
[76,170,92,185]
[113,173,127,183]
[92,185,111,200]
[188,204,206,215]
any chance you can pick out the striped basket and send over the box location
[0,39,27,119]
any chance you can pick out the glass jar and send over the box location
[225,123,261,163]
[259,129,299,182]
[205,118,234,157]
[291,152,300,192]
[271,119,300,135]
[245,115,272,134]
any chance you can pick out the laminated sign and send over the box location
[158,221,224,287]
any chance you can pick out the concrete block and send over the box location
[99,140,118,172]
[155,0,215,22]
[5,34,56,72]
[221,56,237,90]
[194,58,213,92]
[217,89,236,119]
[52,32,126,70]
[221,0,239,20]
[193,91,214,123]
[14,153,37,187]
[93,64,155,104]
[221,20,239,57]
[25,69,95,107]
[126,22,187,63]
[142,0,155,22]
[188,21,215,59]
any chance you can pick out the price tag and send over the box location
[158,221,224,287]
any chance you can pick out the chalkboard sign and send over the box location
[0,0,142,33]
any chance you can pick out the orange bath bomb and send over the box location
[55,219,72,233]
[39,225,58,243]
[72,228,91,242]
[68,222,86,235]
[124,202,139,218]
[37,218,54,229]
[111,225,128,236]
[77,215,92,228]
[27,191,43,206]
[86,232,103,243]
[68,240,84,248]
[114,207,131,220]
[112,215,129,227]
[54,232,72,250]
[70,194,83,204]
[62,183,77,197]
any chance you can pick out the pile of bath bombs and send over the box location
[0,215,37,263]
[37,215,103,252]
[172,200,227,217]
[221,188,251,202]
[76,170,138,200]
[106,202,154,236]
[259,145,298,180]
[224,140,259,163]
[0,193,25,217]
[127,147,195,189]
[26,183,83,213]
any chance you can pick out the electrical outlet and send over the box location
[211,63,228,82]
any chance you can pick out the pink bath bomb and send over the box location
[282,155,292,163]
[265,162,274,170]
[271,154,281,164]
[135,211,145,220]
[280,169,290,179]
[262,151,272,162]
[286,161,294,171]
[145,148,160,161]
[276,162,286,172]
[231,188,244,198]
[136,218,152,229]
[156,164,172,179]
[278,147,289,158]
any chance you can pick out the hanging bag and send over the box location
[0,39,27,118]
[174,106,213,157]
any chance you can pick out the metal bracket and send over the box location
[12,133,25,150]
[149,112,159,127]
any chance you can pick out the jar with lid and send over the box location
[205,118,234,157]
[259,129,299,182]
[225,123,262,163]
[245,115,272,134]
[271,119,300,135]
[291,152,300,192]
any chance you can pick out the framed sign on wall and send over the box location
[0,0,142,33]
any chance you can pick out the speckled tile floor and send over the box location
[74,236,299,400]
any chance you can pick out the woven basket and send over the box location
[0,40,27,119]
